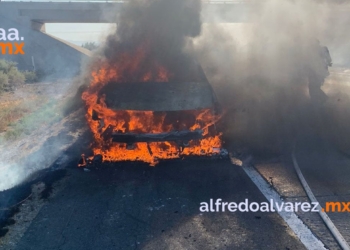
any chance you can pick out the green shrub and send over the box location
[8,67,25,86]
[23,71,38,83]
[0,72,9,91]
[82,42,98,51]
[0,60,35,90]
[0,59,17,73]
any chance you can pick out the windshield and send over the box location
[99,81,215,111]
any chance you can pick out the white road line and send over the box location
[230,157,327,250]
[292,152,350,250]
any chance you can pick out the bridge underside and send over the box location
[1,2,252,26]
[0,2,252,77]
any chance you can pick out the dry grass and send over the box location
[0,104,29,132]
[0,99,63,141]
[0,83,70,142]
[0,97,49,132]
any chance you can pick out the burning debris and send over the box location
[80,0,224,166]
[81,61,223,166]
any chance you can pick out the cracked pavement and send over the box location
[10,159,306,250]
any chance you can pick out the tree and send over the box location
[81,42,98,51]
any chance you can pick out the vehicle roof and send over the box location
[99,81,216,111]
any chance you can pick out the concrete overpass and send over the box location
[0,1,254,76]
[1,1,253,31]
[1,1,349,76]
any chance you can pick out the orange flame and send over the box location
[82,45,222,166]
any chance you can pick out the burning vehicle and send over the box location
[81,57,225,166]
[79,0,225,166]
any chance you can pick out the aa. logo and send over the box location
[0,28,25,55]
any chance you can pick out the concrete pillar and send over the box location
[31,21,46,33]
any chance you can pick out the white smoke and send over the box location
[193,0,350,153]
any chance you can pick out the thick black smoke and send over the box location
[100,0,202,81]
[75,0,350,156]
[66,0,204,117]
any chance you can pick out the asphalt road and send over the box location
[9,158,305,250]
[255,132,350,250]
